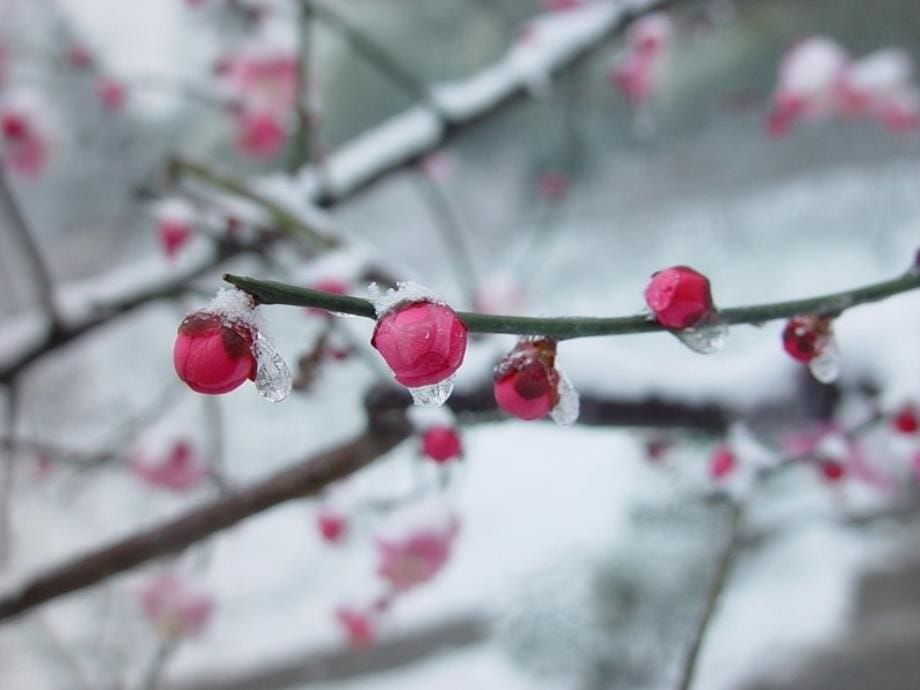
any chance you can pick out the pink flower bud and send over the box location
[892,404,919,434]
[234,110,286,161]
[132,440,208,492]
[421,425,462,464]
[96,77,128,113]
[173,311,257,395]
[709,444,736,480]
[782,315,833,363]
[376,521,458,592]
[139,572,214,639]
[371,301,467,388]
[0,107,48,177]
[493,338,560,421]
[818,458,846,482]
[644,265,715,329]
[317,509,347,544]
[335,607,375,649]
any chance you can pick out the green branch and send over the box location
[168,157,338,250]
[224,269,920,339]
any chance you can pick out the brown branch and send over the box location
[0,390,411,623]
[0,232,280,385]
[167,615,489,690]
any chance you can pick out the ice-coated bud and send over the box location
[781,315,833,363]
[493,338,560,421]
[371,300,467,388]
[421,425,462,464]
[173,311,257,395]
[644,265,715,329]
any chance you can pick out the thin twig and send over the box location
[305,0,434,108]
[411,174,479,303]
[223,268,920,340]
[0,382,18,567]
[288,0,315,172]
[168,157,337,250]
[674,499,744,690]
[0,165,59,327]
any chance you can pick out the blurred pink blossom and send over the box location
[709,444,736,480]
[96,77,128,113]
[541,0,583,12]
[376,519,459,592]
[132,440,209,492]
[473,274,527,316]
[335,606,376,649]
[317,509,347,544]
[0,105,49,178]
[418,150,453,183]
[536,170,569,201]
[609,13,672,107]
[155,200,196,261]
[139,571,214,639]
[233,110,286,161]
[219,50,298,115]
[66,43,94,71]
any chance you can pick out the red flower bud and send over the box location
[644,265,715,329]
[781,315,833,363]
[421,425,462,464]
[493,338,560,421]
[818,459,846,482]
[173,312,257,394]
[892,404,919,434]
[709,444,736,480]
[317,510,347,544]
[371,300,467,388]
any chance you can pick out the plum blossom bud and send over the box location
[644,265,715,329]
[96,77,128,113]
[766,36,848,136]
[0,102,49,177]
[892,403,919,434]
[781,315,833,363]
[174,311,257,395]
[609,13,672,107]
[335,607,376,649]
[493,337,579,424]
[376,519,459,592]
[709,444,736,480]
[421,425,462,464]
[818,458,846,482]
[132,440,208,492]
[371,300,467,389]
[155,199,195,260]
[233,110,286,161]
[781,315,840,383]
[139,572,214,639]
[317,509,347,544]
[836,48,916,127]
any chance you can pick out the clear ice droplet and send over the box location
[407,375,455,408]
[252,332,292,402]
[675,314,728,355]
[808,340,840,384]
[550,372,580,426]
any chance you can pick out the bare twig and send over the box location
[411,174,479,302]
[0,165,59,326]
[675,499,744,690]
[0,391,411,623]
[305,0,434,108]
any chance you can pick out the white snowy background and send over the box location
[1,1,919,689]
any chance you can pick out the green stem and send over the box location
[169,157,338,250]
[224,269,920,340]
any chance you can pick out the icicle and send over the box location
[252,332,292,402]
[550,371,580,426]
[674,313,728,355]
[407,375,456,408]
[808,338,840,383]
